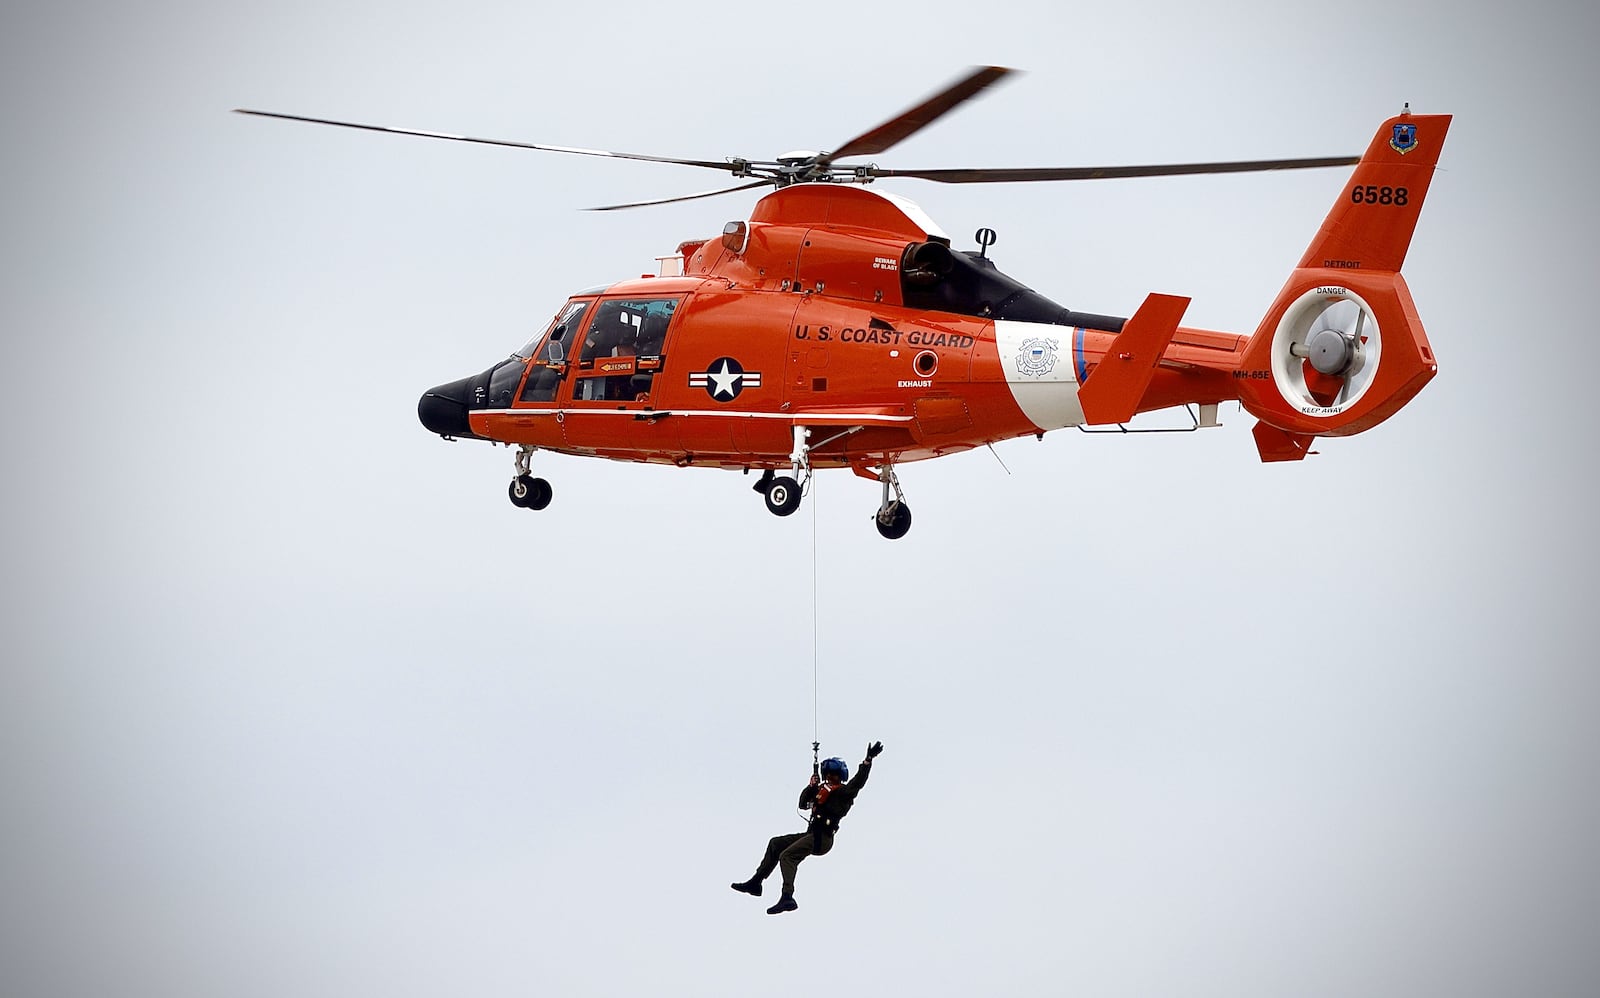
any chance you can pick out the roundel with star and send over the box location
[689,357,763,402]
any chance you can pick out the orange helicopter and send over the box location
[238,68,1450,539]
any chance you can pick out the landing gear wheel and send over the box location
[509,474,553,510]
[875,501,912,540]
[763,476,803,517]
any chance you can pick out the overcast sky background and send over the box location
[3,2,1597,996]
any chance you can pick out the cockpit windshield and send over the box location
[516,300,591,361]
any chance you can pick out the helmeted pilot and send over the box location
[731,741,883,915]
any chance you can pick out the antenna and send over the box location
[975,227,998,260]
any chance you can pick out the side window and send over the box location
[573,298,677,402]
[518,300,590,402]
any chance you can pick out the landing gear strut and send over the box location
[508,446,553,511]
[873,465,912,540]
[752,430,911,539]
[756,427,811,518]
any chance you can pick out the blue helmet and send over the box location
[820,757,849,782]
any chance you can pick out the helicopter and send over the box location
[238,67,1450,539]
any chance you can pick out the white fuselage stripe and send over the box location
[993,319,1087,430]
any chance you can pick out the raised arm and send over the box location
[849,741,884,791]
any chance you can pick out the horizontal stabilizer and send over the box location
[1078,292,1190,425]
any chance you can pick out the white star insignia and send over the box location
[707,359,742,399]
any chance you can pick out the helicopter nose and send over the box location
[418,374,479,438]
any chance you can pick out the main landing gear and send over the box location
[752,428,914,540]
[753,426,811,518]
[872,465,912,540]
[754,470,803,516]
[507,446,552,511]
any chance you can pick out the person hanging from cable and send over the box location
[730,740,884,915]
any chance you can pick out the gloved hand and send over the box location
[866,741,884,759]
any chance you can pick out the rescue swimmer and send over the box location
[730,741,884,915]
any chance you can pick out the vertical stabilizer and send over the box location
[1296,112,1451,273]
[1236,112,1450,448]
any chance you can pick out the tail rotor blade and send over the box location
[1338,308,1370,403]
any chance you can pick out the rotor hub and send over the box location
[1306,327,1356,376]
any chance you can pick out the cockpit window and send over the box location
[579,298,677,363]
[516,299,591,403]
[516,300,591,361]
[569,297,679,403]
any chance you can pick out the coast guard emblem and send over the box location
[1390,123,1418,155]
[1015,337,1059,378]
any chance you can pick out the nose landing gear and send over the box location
[508,446,553,511]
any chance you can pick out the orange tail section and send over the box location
[1235,112,1451,460]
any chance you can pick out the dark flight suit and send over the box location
[750,758,872,897]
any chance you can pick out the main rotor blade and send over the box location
[233,109,740,173]
[825,65,1015,164]
[869,155,1360,184]
[585,180,772,212]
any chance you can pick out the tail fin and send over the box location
[1236,111,1451,455]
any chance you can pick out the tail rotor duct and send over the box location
[1272,287,1382,415]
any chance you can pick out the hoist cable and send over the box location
[804,481,821,827]
[810,475,819,748]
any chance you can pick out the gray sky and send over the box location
[4,1,1597,996]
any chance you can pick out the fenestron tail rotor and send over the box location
[236,66,1360,209]
[1271,288,1383,413]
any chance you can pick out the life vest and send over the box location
[814,777,846,808]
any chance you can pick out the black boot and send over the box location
[765,894,798,915]
[730,879,762,897]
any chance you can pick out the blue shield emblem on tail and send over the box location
[1390,123,1418,155]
